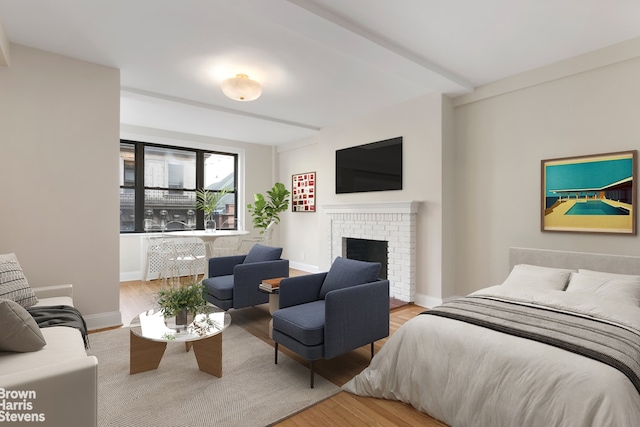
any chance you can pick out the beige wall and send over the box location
[0,44,121,329]
[278,93,452,306]
[453,49,640,297]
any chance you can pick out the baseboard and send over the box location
[414,293,462,308]
[85,311,122,331]
[289,261,320,273]
[413,293,442,308]
[120,271,142,282]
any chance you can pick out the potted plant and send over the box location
[247,182,291,233]
[156,282,208,325]
[195,187,231,231]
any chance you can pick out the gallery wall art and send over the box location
[292,172,315,212]
[541,150,636,234]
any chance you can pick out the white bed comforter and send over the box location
[342,285,640,427]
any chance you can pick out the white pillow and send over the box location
[578,269,640,283]
[566,272,640,306]
[501,264,575,291]
[0,253,21,269]
[0,259,38,307]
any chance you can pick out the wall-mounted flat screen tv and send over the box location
[336,137,403,194]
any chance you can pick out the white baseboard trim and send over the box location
[289,261,319,273]
[85,311,122,331]
[413,293,441,308]
[120,271,142,282]
[414,293,462,308]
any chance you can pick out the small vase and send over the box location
[175,308,188,326]
[205,215,216,233]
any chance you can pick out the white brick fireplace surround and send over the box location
[323,201,420,302]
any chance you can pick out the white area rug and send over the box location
[88,325,338,427]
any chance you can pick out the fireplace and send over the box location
[344,237,388,279]
[324,201,419,302]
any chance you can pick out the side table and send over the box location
[259,277,285,338]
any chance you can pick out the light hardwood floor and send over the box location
[117,274,447,426]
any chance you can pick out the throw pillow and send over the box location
[0,298,46,352]
[319,257,381,299]
[500,264,575,291]
[0,259,38,307]
[0,253,21,268]
[243,244,282,264]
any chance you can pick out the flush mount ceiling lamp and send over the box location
[221,73,262,101]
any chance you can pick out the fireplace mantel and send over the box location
[322,201,420,214]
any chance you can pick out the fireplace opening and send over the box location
[343,237,388,280]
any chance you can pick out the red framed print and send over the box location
[292,172,316,212]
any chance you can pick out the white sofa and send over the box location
[0,284,98,427]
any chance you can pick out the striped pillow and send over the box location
[0,259,38,307]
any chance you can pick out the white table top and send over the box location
[166,230,249,239]
[130,307,231,343]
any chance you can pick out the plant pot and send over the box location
[175,308,188,326]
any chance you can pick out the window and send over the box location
[119,140,238,233]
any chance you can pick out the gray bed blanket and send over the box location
[422,296,640,394]
[27,305,89,349]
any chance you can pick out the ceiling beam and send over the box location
[120,87,321,131]
[255,0,473,94]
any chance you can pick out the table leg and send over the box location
[130,331,167,374]
[192,333,223,377]
[268,294,279,339]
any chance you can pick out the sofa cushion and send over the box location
[33,296,74,307]
[319,257,381,299]
[202,275,235,301]
[243,244,282,264]
[273,300,325,346]
[0,327,87,375]
[0,298,46,352]
[0,259,38,307]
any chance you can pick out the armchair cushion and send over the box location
[243,244,282,264]
[208,255,246,277]
[0,298,46,352]
[319,257,381,299]
[273,300,325,346]
[0,258,38,308]
[202,275,235,301]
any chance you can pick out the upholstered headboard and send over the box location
[509,247,640,276]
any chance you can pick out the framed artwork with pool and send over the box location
[541,150,637,234]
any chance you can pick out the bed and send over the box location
[342,247,640,427]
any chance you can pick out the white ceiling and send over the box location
[1,0,640,145]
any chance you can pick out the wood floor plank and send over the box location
[119,272,446,426]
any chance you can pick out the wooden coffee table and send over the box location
[129,307,231,377]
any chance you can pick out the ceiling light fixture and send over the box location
[221,73,262,101]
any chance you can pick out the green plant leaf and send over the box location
[196,187,231,215]
[247,182,290,233]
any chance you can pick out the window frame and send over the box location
[120,139,239,233]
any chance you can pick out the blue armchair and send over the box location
[202,244,289,311]
[272,256,389,387]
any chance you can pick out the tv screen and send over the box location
[336,137,403,194]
